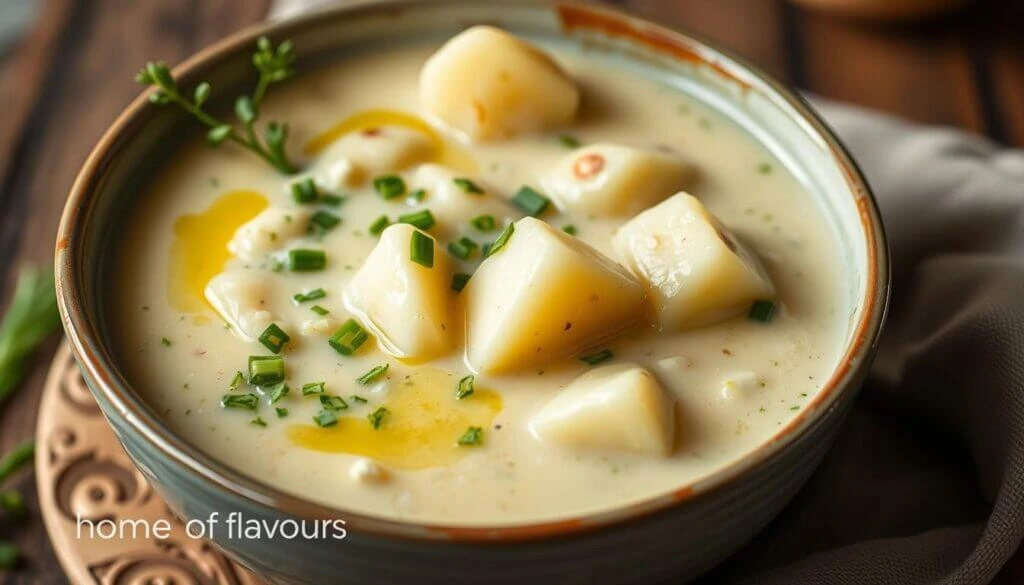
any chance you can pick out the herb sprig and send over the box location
[0,267,60,406]
[136,37,298,174]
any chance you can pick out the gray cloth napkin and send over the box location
[700,101,1024,585]
[271,2,1024,581]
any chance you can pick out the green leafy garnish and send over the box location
[288,248,327,271]
[562,224,578,236]
[357,364,389,385]
[276,407,289,418]
[558,134,581,148]
[0,267,60,406]
[398,209,436,231]
[447,237,478,261]
[302,382,326,396]
[410,231,434,268]
[455,375,474,400]
[310,305,330,316]
[267,382,290,404]
[470,214,496,231]
[329,319,369,356]
[248,355,284,386]
[309,210,342,235]
[580,349,613,365]
[222,393,260,410]
[373,175,406,199]
[367,407,390,429]
[320,395,348,411]
[453,178,484,194]
[258,323,290,354]
[293,288,326,304]
[748,300,776,323]
[486,223,514,257]
[314,410,338,427]
[512,186,550,217]
[250,416,268,427]
[458,426,483,446]
[369,215,391,237]
[136,37,298,174]
[451,272,471,292]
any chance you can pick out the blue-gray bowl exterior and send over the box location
[56,1,889,584]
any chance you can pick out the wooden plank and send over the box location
[986,0,1024,147]
[0,0,270,581]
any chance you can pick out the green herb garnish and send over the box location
[580,349,613,365]
[250,416,268,427]
[458,426,483,446]
[373,175,406,199]
[486,223,514,257]
[320,194,346,206]
[161,337,172,347]
[258,323,290,354]
[288,248,326,271]
[302,381,326,396]
[222,393,260,410]
[748,300,776,323]
[512,186,550,216]
[398,209,436,231]
[267,382,290,404]
[408,189,426,202]
[470,214,496,231]
[248,355,284,386]
[314,410,338,428]
[320,395,348,411]
[136,37,298,174]
[291,177,319,203]
[357,364,390,385]
[293,288,326,304]
[447,237,478,260]
[455,375,474,400]
[276,407,289,418]
[453,178,484,194]
[351,395,368,404]
[309,210,341,234]
[451,272,471,292]
[0,542,20,570]
[562,224,578,236]
[329,319,369,356]
[311,305,330,316]
[558,134,581,148]
[367,407,390,429]
[0,490,26,518]
[410,231,434,268]
[369,215,391,236]
[228,371,245,390]
[0,442,34,486]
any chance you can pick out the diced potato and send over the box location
[205,271,277,341]
[420,26,580,140]
[344,224,454,360]
[316,125,434,187]
[541,144,693,217]
[530,363,676,457]
[614,193,774,330]
[464,217,644,373]
[411,164,514,234]
[228,207,312,262]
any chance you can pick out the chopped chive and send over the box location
[293,288,327,304]
[250,416,268,427]
[451,272,471,292]
[0,543,20,570]
[309,210,342,234]
[410,231,434,268]
[0,490,25,518]
[486,223,514,257]
[453,178,484,194]
[748,300,776,323]
[447,237,478,260]
[408,188,426,202]
[329,319,369,356]
[369,215,391,236]
[276,407,289,418]
[290,177,319,203]
[458,426,483,446]
[471,214,496,231]
[302,382,325,396]
[398,209,436,231]
[367,406,390,429]
[248,355,284,386]
[373,174,406,199]
[311,305,330,316]
[228,371,245,390]
[258,323,290,354]
[455,375,474,400]
[580,349,613,365]
[512,186,551,216]
[351,395,368,404]
[357,363,390,385]
[562,224,578,236]
[481,243,492,257]
[320,193,346,206]
[558,134,581,148]
[267,382,290,404]
[320,395,348,411]
[314,409,338,428]
[222,393,259,410]
[288,249,327,271]
[160,337,172,347]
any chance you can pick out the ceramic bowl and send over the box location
[55,1,889,583]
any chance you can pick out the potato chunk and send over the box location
[614,193,774,330]
[530,363,676,457]
[419,26,580,140]
[344,224,454,360]
[541,144,693,217]
[205,271,277,341]
[464,217,644,373]
[228,207,312,262]
[316,125,434,188]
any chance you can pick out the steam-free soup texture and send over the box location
[113,28,847,526]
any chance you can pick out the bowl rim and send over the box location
[55,0,890,544]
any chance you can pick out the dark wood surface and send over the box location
[0,0,1021,583]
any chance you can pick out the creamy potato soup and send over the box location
[112,28,847,526]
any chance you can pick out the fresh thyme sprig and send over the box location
[136,36,299,174]
[0,266,60,406]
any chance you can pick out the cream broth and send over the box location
[112,40,847,526]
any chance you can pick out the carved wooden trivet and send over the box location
[35,343,265,585]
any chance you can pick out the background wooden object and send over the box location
[0,0,1020,582]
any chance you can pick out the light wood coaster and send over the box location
[35,343,265,585]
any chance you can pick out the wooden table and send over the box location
[0,1,1021,583]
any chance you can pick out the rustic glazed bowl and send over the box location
[55,1,889,583]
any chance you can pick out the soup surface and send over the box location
[112,32,848,526]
